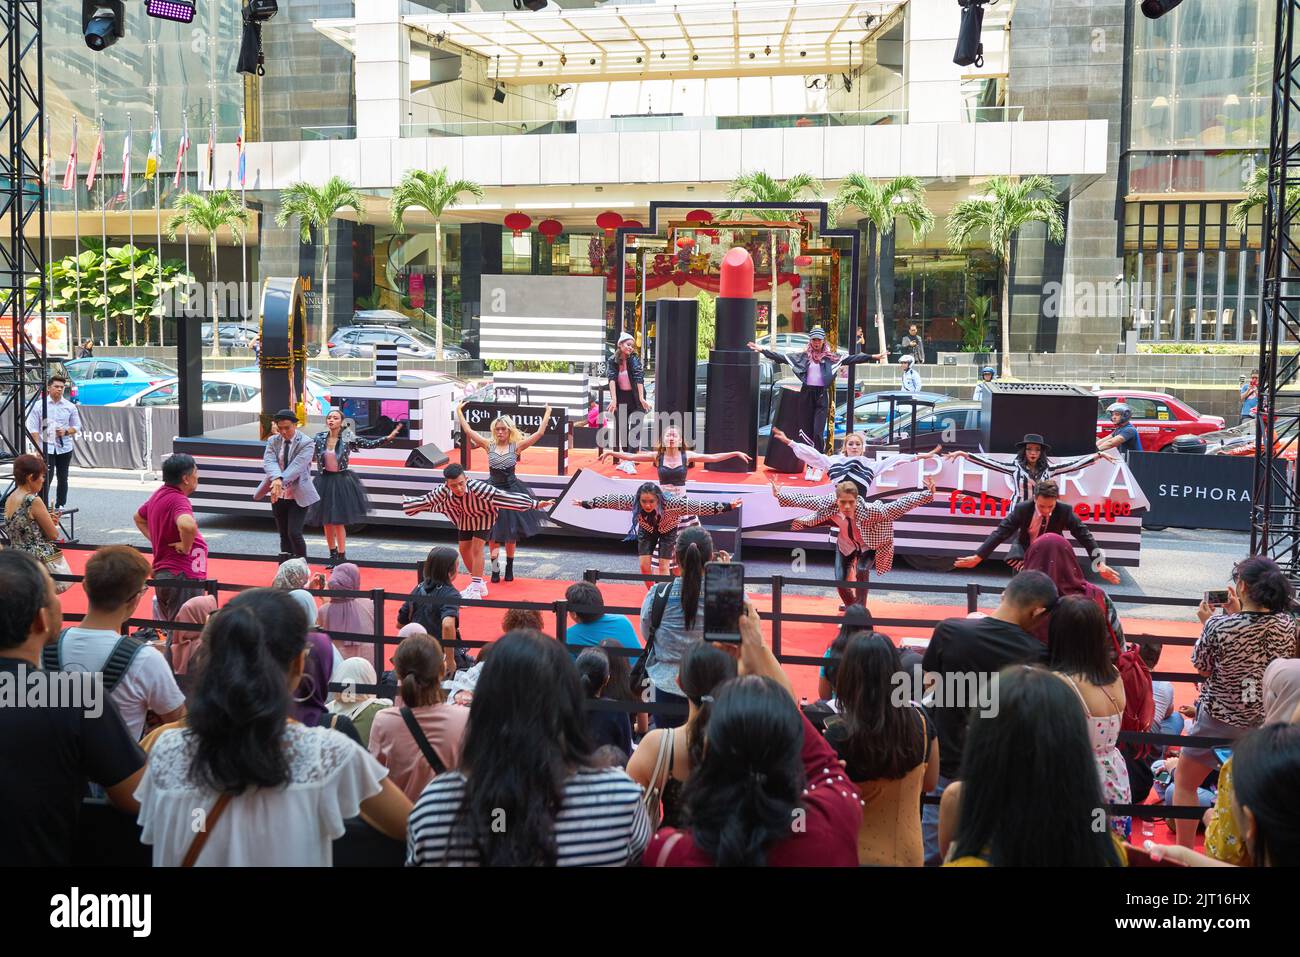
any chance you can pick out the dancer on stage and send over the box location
[606,331,649,465]
[769,428,940,490]
[948,433,1116,507]
[402,464,555,600]
[575,483,741,587]
[307,409,405,565]
[769,474,936,609]
[456,402,552,584]
[747,326,884,467]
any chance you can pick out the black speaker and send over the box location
[764,384,814,473]
[980,383,1099,456]
[177,316,203,437]
[406,443,450,470]
[704,354,759,472]
[654,298,698,442]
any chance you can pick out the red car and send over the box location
[1095,389,1225,452]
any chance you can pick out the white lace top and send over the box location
[135,722,389,866]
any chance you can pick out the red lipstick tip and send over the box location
[719,247,755,299]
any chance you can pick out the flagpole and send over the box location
[154,111,164,347]
[239,107,248,322]
[127,112,137,347]
[99,115,109,346]
[69,116,82,346]
[182,113,191,307]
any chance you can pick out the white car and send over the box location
[112,372,332,416]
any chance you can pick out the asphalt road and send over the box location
[56,466,1244,621]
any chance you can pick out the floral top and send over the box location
[3,493,57,561]
[1204,756,1250,866]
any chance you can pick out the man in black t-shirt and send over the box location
[0,551,146,866]
[918,570,1057,865]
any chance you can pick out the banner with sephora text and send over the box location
[69,406,150,470]
[1126,451,1284,531]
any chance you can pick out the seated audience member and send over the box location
[939,665,1126,867]
[919,570,1056,865]
[47,545,186,740]
[328,657,392,749]
[578,647,633,758]
[823,632,940,866]
[628,642,736,828]
[0,551,145,866]
[819,605,873,705]
[292,629,363,745]
[272,557,312,591]
[1021,532,1125,645]
[640,527,716,730]
[592,745,628,769]
[503,607,545,633]
[1139,641,1184,740]
[171,594,218,676]
[600,638,649,737]
[1174,557,1298,848]
[286,587,345,676]
[398,547,463,673]
[408,629,650,866]
[317,563,374,661]
[134,588,411,866]
[1152,722,1300,868]
[563,582,642,659]
[369,633,469,802]
[1046,596,1131,837]
[645,603,862,867]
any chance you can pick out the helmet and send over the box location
[980,366,995,378]
[899,354,915,366]
[1107,402,1132,422]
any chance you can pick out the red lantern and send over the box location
[595,210,624,236]
[685,209,712,224]
[538,219,563,243]
[793,254,812,268]
[503,212,532,237]
[676,237,695,250]
[621,220,642,246]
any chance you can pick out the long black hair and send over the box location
[1232,723,1300,867]
[832,632,927,781]
[678,641,738,770]
[575,647,610,700]
[422,546,460,587]
[950,665,1123,867]
[188,588,310,794]
[1232,556,1296,615]
[636,481,665,524]
[448,629,594,865]
[681,675,804,866]
[599,638,636,702]
[675,526,714,631]
[1047,595,1119,688]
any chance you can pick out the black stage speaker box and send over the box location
[177,316,203,437]
[654,298,699,442]
[764,384,814,473]
[704,252,760,473]
[981,382,1098,456]
[406,443,450,470]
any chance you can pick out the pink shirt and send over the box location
[617,366,632,392]
[368,703,470,802]
[137,485,208,578]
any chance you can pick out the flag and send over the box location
[144,113,160,181]
[61,117,78,191]
[121,118,132,191]
[41,135,50,186]
[173,120,190,190]
[205,114,215,188]
[236,109,246,188]
[86,124,103,191]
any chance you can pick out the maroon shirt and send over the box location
[137,484,208,578]
[644,711,862,867]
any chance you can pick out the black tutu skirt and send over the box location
[307,470,372,526]
[489,472,544,542]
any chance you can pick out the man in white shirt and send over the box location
[900,355,922,394]
[25,374,80,508]
[46,545,186,740]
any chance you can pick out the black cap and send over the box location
[271,409,297,423]
[1016,433,1051,452]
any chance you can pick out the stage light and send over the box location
[248,0,278,22]
[146,0,196,24]
[83,1,124,52]
[513,0,549,10]
[493,85,507,104]
[953,0,986,69]
[1140,0,1184,18]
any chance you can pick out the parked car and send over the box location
[856,400,984,447]
[0,355,77,402]
[64,356,177,404]
[646,358,783,430]
[1197,413,1299,461]
[1094,389,1225,452]
[830,389,954,438]
[200,322,260,354]
[328,312,472,361]
[112,371,332,416]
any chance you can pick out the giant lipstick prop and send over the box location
[703,247,760,472]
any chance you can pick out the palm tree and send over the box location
[1230,164,1300,234]
[166,190,249,357]
[833,174,934,357]
[726,171,822,347]
[276,177,363,354]
[948,175,1064,377]
[390,168,484,360]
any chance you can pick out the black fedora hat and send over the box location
[1016,433,1051,452]
[271,408,298,423]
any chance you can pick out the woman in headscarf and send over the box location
[1021,532,1124,647]
[327,657,391,748]
[317,563,374,661]
[170,594,218,676]
[272,557,311,591]
[291,629,362,745]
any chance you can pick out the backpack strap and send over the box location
[102,635,148,694]
[648,581,672,644]
[41,628,70,672]
[400,706,447,775]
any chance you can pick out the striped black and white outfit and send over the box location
[584,491,734,559]
[403,479,537,534]
[786,444,920,497]
[406,767,651,866]
[959,452,1105,507]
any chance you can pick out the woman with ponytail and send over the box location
[368,632,470,802]
[134,588,411,866]
[645,601,862,867]
[577,647,632,758]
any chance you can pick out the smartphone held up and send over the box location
[704,561,745,643]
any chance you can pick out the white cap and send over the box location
[617,332,634,345]
[899,354,914,365]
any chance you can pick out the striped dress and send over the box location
[406,766,651,866]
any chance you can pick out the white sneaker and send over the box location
[459,582,482,600]
[617,460,638,474]
[477,579,489,597]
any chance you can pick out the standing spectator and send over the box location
[25,374,80,509]
[1240,370,1260,422]
[0,551,145,866]
[577,647,632,759]
[563,581,641,658]
[327,657,392,749]
[1173,556,1298,848]
[939,665,1126,867]
[254,408,319,562]
[134,453,208,623]
[317,563,374,661]
[134,588,411,866]
[407,629,650,866]
[45,545,186,741]
[639,527,714,729]
[77,339,94,359]
[397,547,463,676]
[920,570,1057,865]
[369,633,468,801]
[2,454,69,589]
[899,355,922,393]
[823,632,940,866]
[899,323,925,364]
[645,602,863,867]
